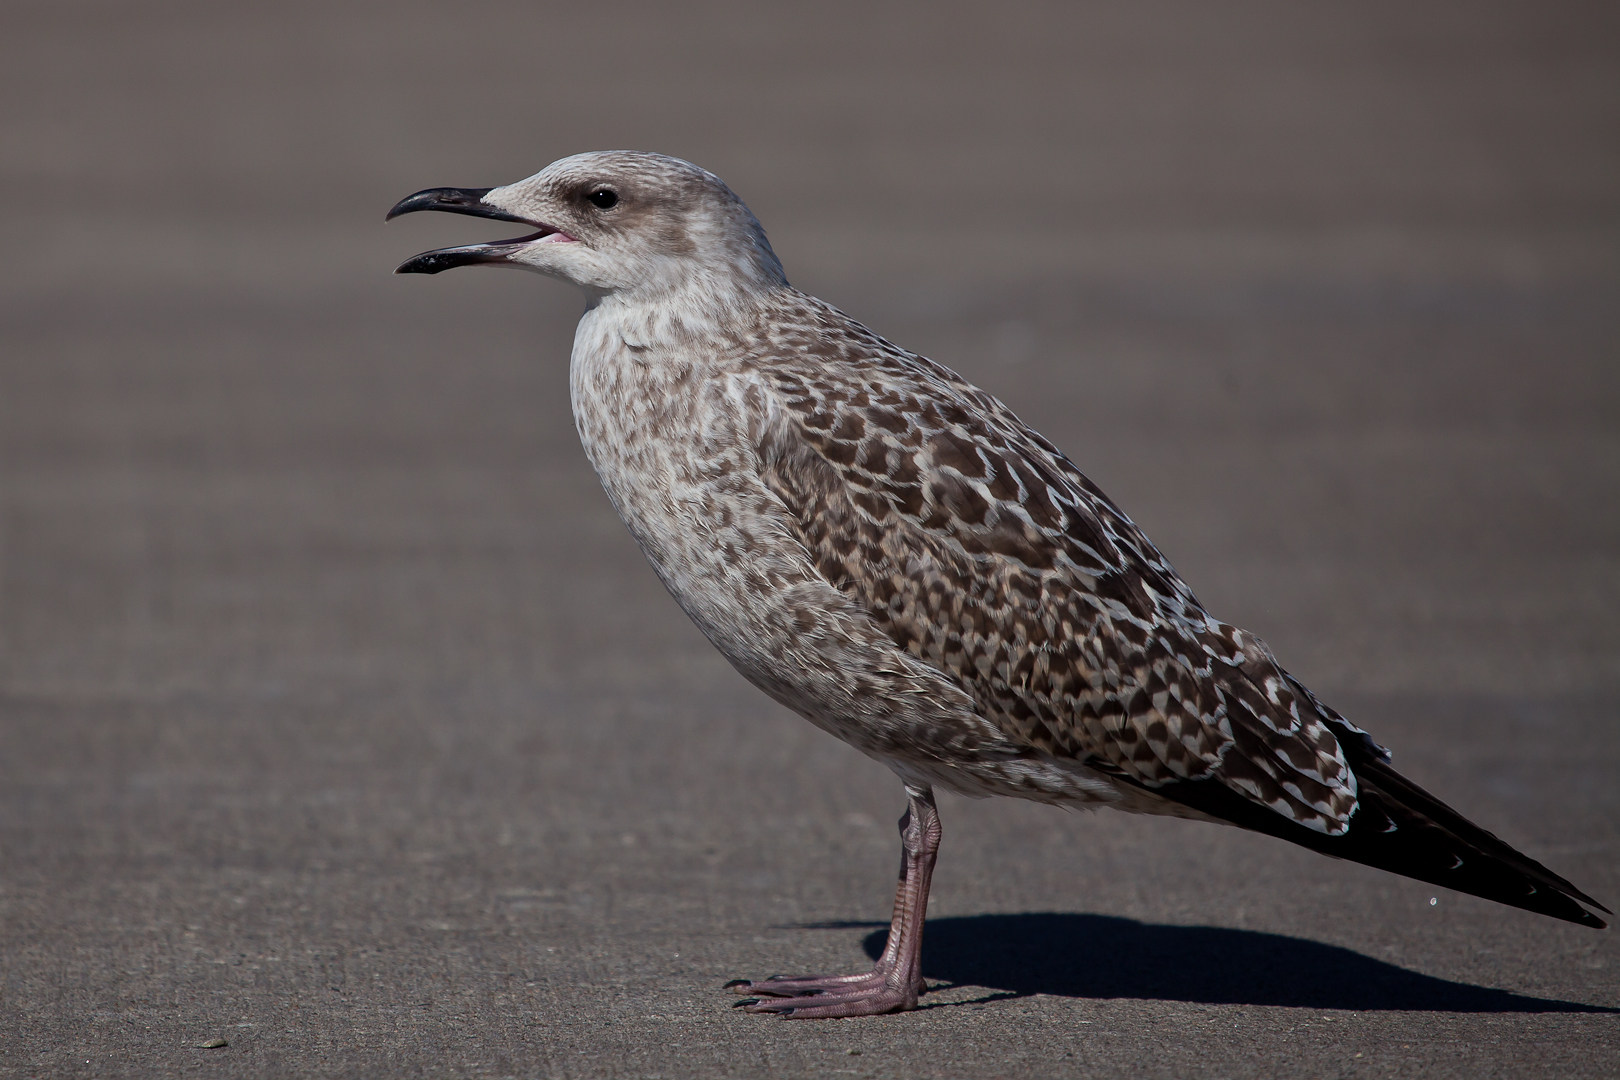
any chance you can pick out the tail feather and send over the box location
[1141,725,1609,929]
[1348,750,1608,918]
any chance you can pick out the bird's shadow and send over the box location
[794,913,1613,1013]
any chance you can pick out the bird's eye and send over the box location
[587,188,619,209]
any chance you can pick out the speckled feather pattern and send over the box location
[573,284,1380,835]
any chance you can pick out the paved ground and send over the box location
[2,1,1617,1077]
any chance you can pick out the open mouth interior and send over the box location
[489,224,575,247]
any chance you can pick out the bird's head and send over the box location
[387,151,787,304]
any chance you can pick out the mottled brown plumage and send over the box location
[390,150,1608,1019]
[742,290,1362,831]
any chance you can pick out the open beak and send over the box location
[386,187,575,274]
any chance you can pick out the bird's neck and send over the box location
[582,276,779,352]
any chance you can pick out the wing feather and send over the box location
[748,297,1358,833]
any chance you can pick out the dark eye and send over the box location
[587,188,618,209]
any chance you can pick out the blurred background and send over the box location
[2,2,1616,1076]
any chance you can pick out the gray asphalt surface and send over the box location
[2,2,1617,1077]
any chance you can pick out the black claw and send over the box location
[732,998,760,1008]
[722,979,751,989]
[777,1008,796,1017]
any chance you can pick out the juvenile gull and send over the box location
[388,151,1608,1018]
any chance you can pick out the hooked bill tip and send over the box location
[393,256,446,275]
[386,186,509,224]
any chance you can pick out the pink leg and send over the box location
[727,784,940,1018]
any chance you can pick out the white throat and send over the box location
[578,274,769,352]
